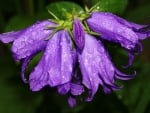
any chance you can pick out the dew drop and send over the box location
[87,47,94,54]
[62,75,65,79]
[60,42,63,46]
[96,6,100,10]
[32,32,36,36]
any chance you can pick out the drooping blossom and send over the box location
[29,30,73,91]
[86,12,150,50]
[0,20,56,82]
[57,19,136,106]
[0,10,150,107]
[0,20,54,60]
[86,12,150,66]
[78,34,135,101]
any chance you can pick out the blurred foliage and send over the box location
[92,0,128,14]
[4,15,35,32]
[126,3,150,23]
[0,45,43,113]
[47,1,84,19]
[0,0,150,113]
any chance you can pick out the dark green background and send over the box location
[0,0,150,113]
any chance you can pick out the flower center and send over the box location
[45,10,88,39]
[45,3,100,40]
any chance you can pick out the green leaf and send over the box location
[46,1,84,19]
[92,0,128,14]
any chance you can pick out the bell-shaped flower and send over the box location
[86,12,150,50]
[78,34,135,101]
[0,20,54,60]
[1,10,148,107]
[29,30,73,91]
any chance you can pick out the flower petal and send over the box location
[115,69,136,80]
[110,14,150,39]
[57,83,70,95]
[136,25,150,39]
[73,18,85,52]
[70,83,84,96]
[10,20,54,60]
[57,82,84,96]
[78,34,103,100]
[0,30,23,43]
[68,96,76,107]
[87,12,150,50]
[123,41,143,68]
[78,34,134,100]
[29,30,73,91]
[21,56,33,83]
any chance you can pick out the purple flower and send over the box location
[1,10,149,107]
[86,12,150,50]
[87,12,150,67]
[0,20,57,83]
[29,30,73,91]
[0,20,54,60]
[78,34,135,101]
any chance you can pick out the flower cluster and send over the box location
[0,10,150,107]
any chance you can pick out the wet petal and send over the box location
[0,30,23,43]
[112,15,150,39]
[73,18,85,52]
[78,34,104,99]
[57,82,84,97]
[87,12,150,50]
[78,34,134,100]
[29,30,73,91]
[58,83,70,95]
[70,83,84,96]
[11,20,55,60]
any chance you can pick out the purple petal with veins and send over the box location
[87,12,150,50]
[73,18,85,52]
[1,20,55,60]
[78,34,135,100]
[29,30,73,91]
